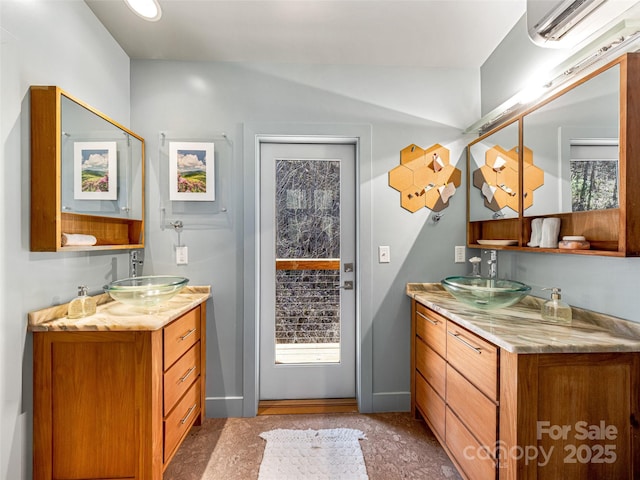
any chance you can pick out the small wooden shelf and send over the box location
[30,86,145,252]
[467,53,640,257]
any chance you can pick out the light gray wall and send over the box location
[130,60,476,416]
[1,2,131,479]
[480,14,570,116]
[481,13,640,321]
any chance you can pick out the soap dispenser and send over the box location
[541,287,572,324]
[67,285,96,319]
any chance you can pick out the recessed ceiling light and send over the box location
[124,0,162,21]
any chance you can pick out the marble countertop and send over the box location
[28,286,211,332]
[407,283,640,354]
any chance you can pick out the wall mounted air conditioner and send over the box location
[527,0,639,47]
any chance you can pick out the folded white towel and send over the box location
[61,233,97,246]
[540,218,561,248]
[528,218,543,247]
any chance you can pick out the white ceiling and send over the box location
[85,0,526,68]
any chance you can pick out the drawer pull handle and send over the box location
[179,366,197,383]
[417,311,439,325]
[180,403,198,425]
[180,328,196,341]
[448,331,482,354]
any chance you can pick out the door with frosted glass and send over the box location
[259,142,356,400]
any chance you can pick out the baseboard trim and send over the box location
[371,392,411,413]
[206,396,244,418]
[258,398,359,415]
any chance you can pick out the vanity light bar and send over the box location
[562,30,640,76]
[466,19,640,135]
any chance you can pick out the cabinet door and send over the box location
[164,342,201,416]
[447,323,498,401]
[416,337,446,398]
[446,364,497,450]
[164,381,201,463]
[416,372,445,441]
[164,306,201,368]
[34,331,143,480]
[415,302,447,357]
[446,407,497,480]
[533,353,637,479]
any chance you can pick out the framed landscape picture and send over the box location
[73,141,117,200]
[169,141,215,201]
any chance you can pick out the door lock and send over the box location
[335,281,354,290]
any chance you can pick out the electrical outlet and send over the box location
[176,246,188,265]
[454,245,466,263]
[378,245,390,263]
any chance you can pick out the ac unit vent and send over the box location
[527,0,637,47]
[534,0,608,41]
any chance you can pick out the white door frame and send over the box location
[242,123,374,417]
[258,141,356,400]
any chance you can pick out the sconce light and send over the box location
[124,0,162,21]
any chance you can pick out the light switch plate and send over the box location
[378,245,390,263]
[454,245,466,263]
[176,246,188,265]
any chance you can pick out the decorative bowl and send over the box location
[441,275,531,310]
[104,275,189,307]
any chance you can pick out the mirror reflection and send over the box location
[60,94,143,220]
[523,64,620,217]
[468,121,520,221]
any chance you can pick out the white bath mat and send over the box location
[258,428,368,480]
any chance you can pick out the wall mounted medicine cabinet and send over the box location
[467,52,640,256]
[30,86,145,251]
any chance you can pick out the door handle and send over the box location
[335,281,354,290]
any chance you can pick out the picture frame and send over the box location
[74,141,117,200]
[169,141,215,201]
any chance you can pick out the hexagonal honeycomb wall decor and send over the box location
[389,143,461,213]
[472,145,543,212]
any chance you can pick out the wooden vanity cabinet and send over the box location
[411,299,640,479]
[33,303,206,480]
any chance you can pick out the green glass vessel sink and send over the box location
[441,276,531,310]
[104,275,189,307]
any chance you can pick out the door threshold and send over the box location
[258,398,358,415]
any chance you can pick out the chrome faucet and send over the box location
[129,250,144,278]
[485,249,498,279]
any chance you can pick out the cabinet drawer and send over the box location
[164,381,200,463]
[446,323,498,401]
[415,303,446,357]
[164,342,201,416]
[446,364,497,449]
[164,307,200,369]
[446,407,496,480]
[415,372,445,441]
[416,338,446,397]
